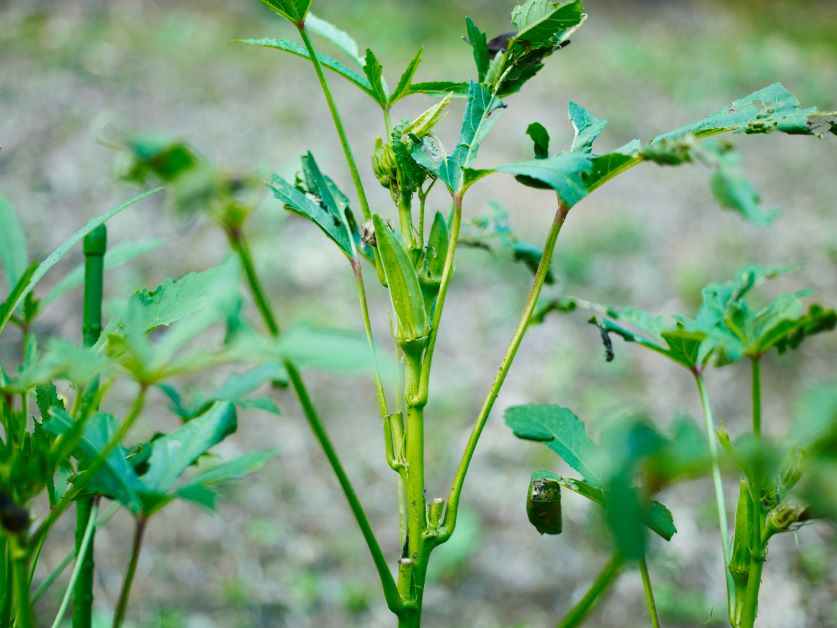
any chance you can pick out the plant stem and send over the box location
[74,225,107,628]
[297,24,386,285]
[751,358,762,438]
[557,555,623,628]
[352,258,389,418]
[398,191,416,251]
[10,539,34,628]
[739,552,764,628]
[112,516,147,628]
[417,196,463,403]
[226,228,407,613]
[32,502,121,604]
[297,27,370,222]
[53,501,98,628]
[739,357,765,628]
[693,372,734,613]
[441,201,570,539]
[402,351,426,564]
[639,558,661,628]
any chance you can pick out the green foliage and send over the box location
[259,0,312,24]
[269,153,359,258]
[505,405,680,559]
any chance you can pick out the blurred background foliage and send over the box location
[1,0,835,626]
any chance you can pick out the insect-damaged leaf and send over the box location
[490,0,585,97]
[526,122,550,159]
[505,404,601,486]
[269,152,355,257]
[413,82,504,191]
[259,0,311,24]
[653,83,830,143]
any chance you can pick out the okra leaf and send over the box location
[704,142,779,225]
[372,215,429,343]
[569,101,607,154]
[493,0,585,97]
[45,410,143,512]
[0,188,162,335]
[176,450,277,511]
[653,83,828,143]
[363,48,389,106]
[604,468,647,560]
[239,38,375,100]
[492,153,593,206]
[140,402,237,500]
[269,154,354,257]
[159,363,286,420]
[0,195,29,293]
[42,239,166,306]
[305,13,363,66]
[552,474,676,541]
[526,122,551,159]
[415,82,504,191]
[389,48,423,105]
[465,17,490,83]
[511,0,585,47]
[584,141,641,192]
[505,404,601,487]
[122,261,240,334]
[259,0,311,24]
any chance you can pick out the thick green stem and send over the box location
[441,201,570,540]
[403,352,426,563]
[694,373,734,613]
[227,229,407,613]
[739,358,765,628]
[112,516,147,628]
[11,540,34,628]
[739,554,764,628]
[74,224,106,628]
[557,555,623,628]
[639,558,661,628]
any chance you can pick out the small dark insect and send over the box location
[487,31,516,59]
[592,319,615,362]
[526,473,562,535]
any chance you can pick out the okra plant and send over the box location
[3,0,835,625]
[113,0,834,625]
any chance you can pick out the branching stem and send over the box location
[440,200,570,539]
